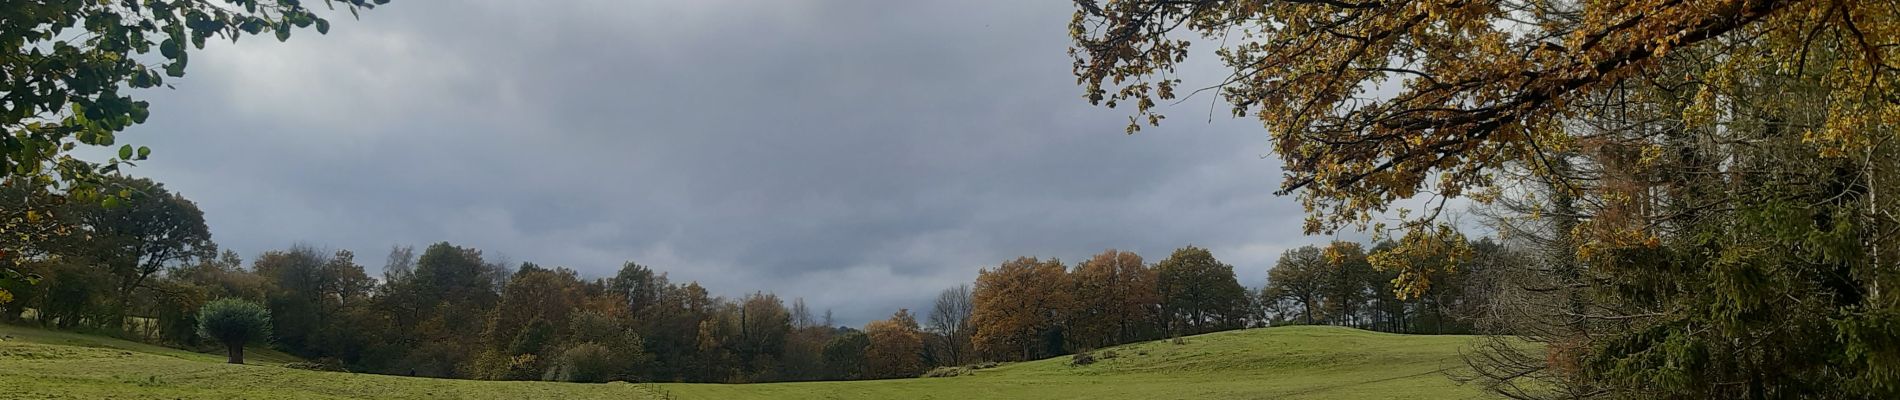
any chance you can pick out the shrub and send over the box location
[921,361,1003,378]
[1070,352,1097,366]
[921,366,966,378]
[1100,350,1119,360]
[284,357,349,372]
[39,262,111,329]
[195,298,271,364]
[544,342,616,383]
[822,332,871,379]
[282,362,324,371]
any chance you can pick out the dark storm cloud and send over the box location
[117,0,1326,325]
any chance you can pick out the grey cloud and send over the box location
[117,1,1322,326]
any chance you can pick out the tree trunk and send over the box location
[110,287,132,332]
[226,342,245,364]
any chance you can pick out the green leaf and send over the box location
[118,145,133,160]
[130,102,150,124]
[101,195,122,209]
[275,21,291,42]
[137,146,152,160]
[160,38,180,58]
[130,70,153,88]
[316,19,331,35]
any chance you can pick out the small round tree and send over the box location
[196,298,271,364]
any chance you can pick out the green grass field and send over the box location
[0,323,1493,399]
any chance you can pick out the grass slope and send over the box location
[0,324,667,399]
[655,326,1487,400]
[1,323,1489,399]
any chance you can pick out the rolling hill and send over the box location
[0,323,1491,399]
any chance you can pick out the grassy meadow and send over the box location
[0,323,1492,399]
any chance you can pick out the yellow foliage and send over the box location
[1072,0,1900,235]
[1367,224,1471,299]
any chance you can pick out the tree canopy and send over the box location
[1072,0,1900,397]
[1072,0,1896,236]
[971,256,1075,361]
[1,0,387,188]
[1155,246,1248,334]
[197,297,271,364]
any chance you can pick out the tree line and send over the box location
[0,175,1516,383]
[1261,238,1511,335]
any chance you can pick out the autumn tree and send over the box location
[971,256,1075,361]
[608,262,667,314]
[1072,0,1900,396]
[863,309,927,379]
[1070,0,1890,238]
[1155,246,1246,335]
[691,300,745,382]
[254,246,375,361]
[545,310,649,383]
[1319,242,1377,328]
[821,330,871,380]
[1266,246,1328,325]
[468,264,589,380]
[780,297,834,381]
[729,292,793,380]
[1069,249,1159,348]
[375,242,505,377]
[62,176,214,330]
[641,281,716,381]
[171,251,264,302]
[1360,241,1412,333]
[0,178,72,306]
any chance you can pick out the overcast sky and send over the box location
[117,1,1349,326]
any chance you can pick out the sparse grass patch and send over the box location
[920,366,965,378]
[1068,351,1096,366]
[920,361,1003,378]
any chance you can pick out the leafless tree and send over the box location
[927,284,975,365]
[790,297,814,329]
